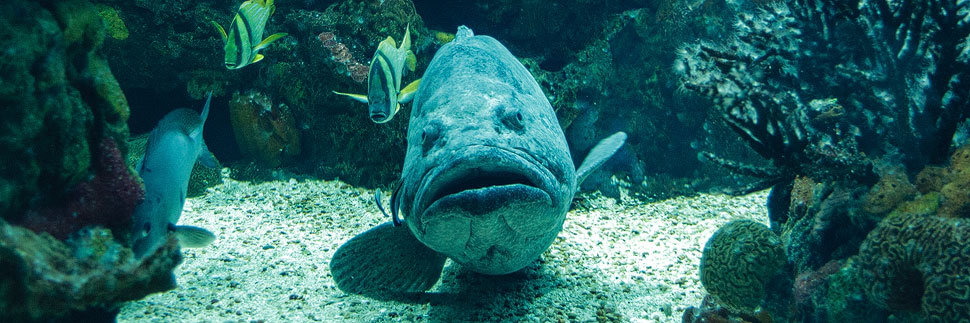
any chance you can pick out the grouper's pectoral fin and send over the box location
[330,222,446,296]
[332,91,369,104]
[575,131,628,185]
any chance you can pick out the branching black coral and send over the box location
[857,0,970,168]
[679,0,970,183]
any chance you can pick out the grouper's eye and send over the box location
[421,123,441,155]
[141,223,151,237]
[499,106,525,132]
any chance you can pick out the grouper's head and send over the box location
[400,34,575,274]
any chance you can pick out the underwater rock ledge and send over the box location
[0,222,182,322]
[0,0,185,321]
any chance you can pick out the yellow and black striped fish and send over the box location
[212,0,288,70]
[334,25,421,124]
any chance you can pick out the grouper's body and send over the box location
[330,27,626,294]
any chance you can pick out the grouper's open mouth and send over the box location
[415,146,555,219]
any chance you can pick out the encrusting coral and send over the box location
[855,213,970,323]
[18,139,144,240]
[862,169,916,215]
[939,145,970,217]
[700,219,786,312]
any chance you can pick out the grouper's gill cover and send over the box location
[131,93,217,259]
[399,26,576,275]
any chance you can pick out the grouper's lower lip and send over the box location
[423,183,551,216]
[414,146,554,219]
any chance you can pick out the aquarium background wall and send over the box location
[98,0,764,199]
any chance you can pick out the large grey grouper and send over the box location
[131,93,218,258]
[330,26,626,294]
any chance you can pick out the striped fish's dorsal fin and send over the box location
[400,23,411,51]
[211,21,227,43]
[267,0,276,16]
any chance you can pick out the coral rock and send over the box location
[856,213,970,323]
[1,0,132,222]
[229,91,302,168]
[700,219,786,312]
[948,145,970,172]
[937,145,970,217]
[0,222,182,322]
[793,259,843,307]
[19,138,143,240]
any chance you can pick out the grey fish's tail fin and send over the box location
[576,131,627,185]
[330,222,445,296]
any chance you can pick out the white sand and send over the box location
[118,173,769,322]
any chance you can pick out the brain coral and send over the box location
[856,213,970,323]
[700,219,786,312]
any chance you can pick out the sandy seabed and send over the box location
[118,173,769,323]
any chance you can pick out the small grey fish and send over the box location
[330,26,626,295]
[131,93,219,258]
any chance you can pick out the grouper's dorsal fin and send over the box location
[455,25,474,42]
[575,132,627,185]
[330,222,446,296]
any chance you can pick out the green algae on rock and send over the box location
[96,4,129,40]
[0,0,132,223]
[0,0,188,321]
